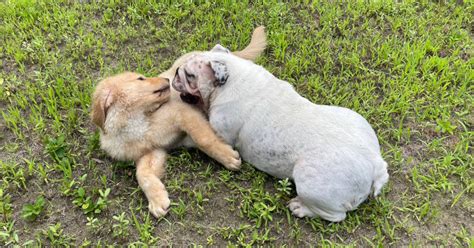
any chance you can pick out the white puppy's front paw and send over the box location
[288,197,312,218]
[148,194,170,218]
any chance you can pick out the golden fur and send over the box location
[91,73,241,217]
[91,26,266,218]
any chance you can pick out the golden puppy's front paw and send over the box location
[148,193,170,218]
[220,146,242,171]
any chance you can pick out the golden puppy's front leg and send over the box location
[136,149,170,218]
[178,108,241,171]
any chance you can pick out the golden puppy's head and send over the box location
[91,72,170,132]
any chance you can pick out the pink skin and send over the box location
[172,56,215,97]
[173,67,199,95]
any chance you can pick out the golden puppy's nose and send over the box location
[149,77,170,86]
[149,77,170,94]
[148,77,170,88]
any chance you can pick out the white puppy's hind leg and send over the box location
[372,160,389,197]
[288,196,347,222]
[288,197,315,218]
[291,161,349,222]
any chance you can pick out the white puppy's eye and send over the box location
[137,76,146,81]
[184,70,195,80]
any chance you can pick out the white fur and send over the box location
[199,52,389,222]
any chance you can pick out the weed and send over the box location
[40,223,74,246]
[112,212,130,238]
[130,208,159,245]
[72,187,111,215]
[0,221,19,245]
[85,217,100,233]
[275,178,292,197]
[0,189,13,222]
[44,135,68,163]
[0,160,26,190]
[170,199,187,220]
[21,196,46,221]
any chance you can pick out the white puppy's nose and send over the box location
[172,75,185,92]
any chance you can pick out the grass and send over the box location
[0,0,472,246]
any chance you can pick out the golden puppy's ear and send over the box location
[91,88,114,131]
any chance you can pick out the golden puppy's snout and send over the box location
[149,77,171,96]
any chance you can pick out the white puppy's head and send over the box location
[172,46,231,108]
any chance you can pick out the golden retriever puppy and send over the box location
[91,73,241,217]
[91,27,266,218]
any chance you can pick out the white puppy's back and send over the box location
[205,52,388,220]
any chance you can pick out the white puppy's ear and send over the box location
[210,44,230,54]
[210,61,229,86]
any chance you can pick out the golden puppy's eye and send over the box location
[137,76,146,81]
[184,70,195,80]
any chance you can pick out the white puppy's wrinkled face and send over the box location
[172,54,229,108]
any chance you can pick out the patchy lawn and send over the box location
[0,1,472,246]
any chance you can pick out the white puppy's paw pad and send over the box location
[148,196,170,218]
[288,197,312,218]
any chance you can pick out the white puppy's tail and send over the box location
[372,160,389,197]
[232,26,267,61]
[159,26,267,80]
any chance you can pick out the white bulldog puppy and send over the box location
[172,47,389,222]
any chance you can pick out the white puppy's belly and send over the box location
[211,104,299,179]
[237,127,296,179]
